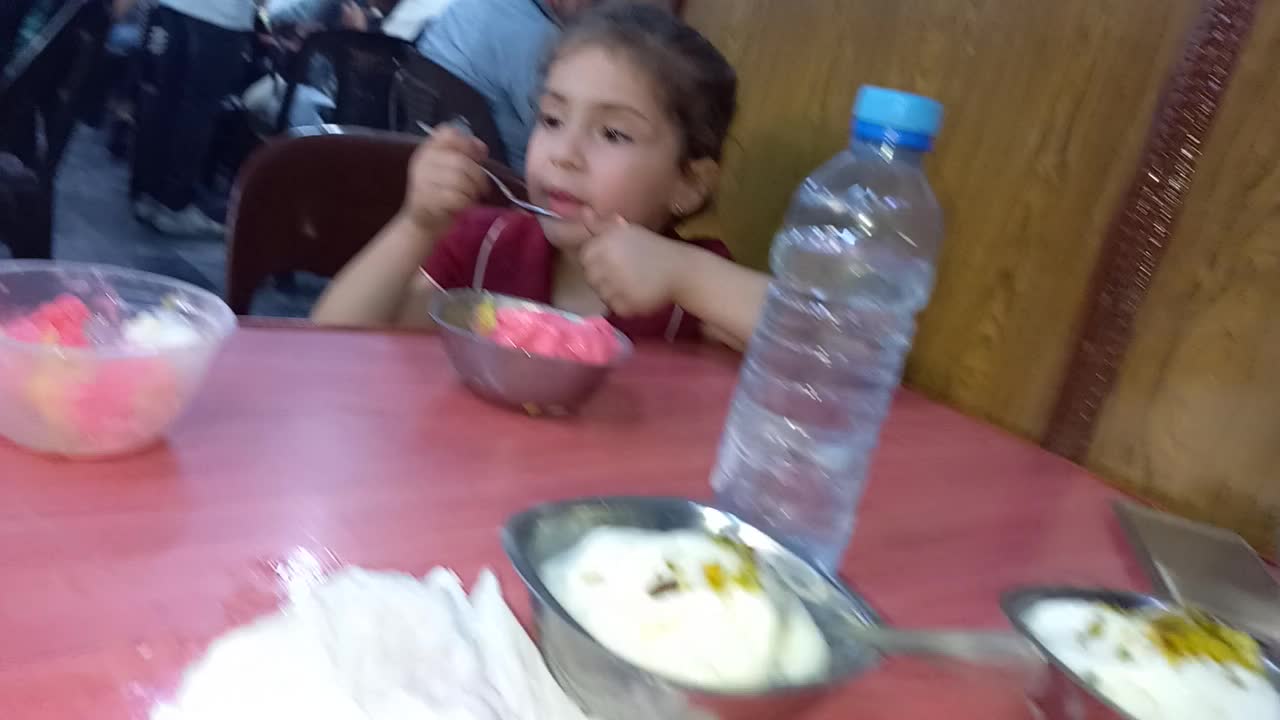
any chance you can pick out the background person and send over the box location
[130,0,256,235]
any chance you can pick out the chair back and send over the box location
[0,0,39,69]
[225,131,418,315]
[0,0,106,260]
[1,0,108,172]
[388,51,508,166]
[276,30,414,134]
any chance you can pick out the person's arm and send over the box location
[310,213,442,327]
[311,127,489,328]
[669,245,768,350]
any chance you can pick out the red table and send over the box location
[0,328,1147,719]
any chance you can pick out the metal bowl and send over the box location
[501,496,882,720]
[1002,587,1280,720]
[429,290,633,414]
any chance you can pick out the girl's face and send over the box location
[525,46,709,249]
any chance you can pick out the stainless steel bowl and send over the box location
[502,496,882,720]
[1002,587,1280,720]
[429,290,633,414]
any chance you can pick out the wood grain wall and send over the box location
[684,0,1197,439]
[685,0,1280,551]
[1086,0,1280,554]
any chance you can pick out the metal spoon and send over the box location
[834,624,1044,666]
[757,558,1043,669]
[1113,499,1280,647]
[417,121,562,220]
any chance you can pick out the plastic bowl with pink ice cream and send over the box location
[430,290,632,415]
[0,261,236,458]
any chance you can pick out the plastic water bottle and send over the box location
[710,86,944,570]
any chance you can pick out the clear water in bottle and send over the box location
[711,86,944,569]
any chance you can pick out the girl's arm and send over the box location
[578,219,769,350]
[311,127,489,328]
[310,213,441,328]
[669,245,768,350]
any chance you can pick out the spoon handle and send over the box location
[416,121,561,219]
[850,626,1043,666]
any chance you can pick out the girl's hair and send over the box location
[545,2,738,163]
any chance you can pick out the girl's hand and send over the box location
[579,212,690,317]
[402,126,489,233]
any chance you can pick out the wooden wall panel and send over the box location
[684,0,1195,438]
[1086,1,1280,553]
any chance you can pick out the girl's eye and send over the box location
[602,127,633,144]
[539,113,563,129]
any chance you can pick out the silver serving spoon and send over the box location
[417,121,562,220]
[832,623,1044,666]
[1114,499,1280,646]
[757,558,1043,671]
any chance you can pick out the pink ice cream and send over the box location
[3,293,92,346]
[487,307,622,365]
[2,295,184,454]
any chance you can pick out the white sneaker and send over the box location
[148,204,225,237]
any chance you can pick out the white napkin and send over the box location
[152,567,592,720]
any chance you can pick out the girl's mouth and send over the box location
[543,189,587,219]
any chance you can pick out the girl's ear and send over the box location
[670,158,720,218]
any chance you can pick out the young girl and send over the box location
[312,1,769,348]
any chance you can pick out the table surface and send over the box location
[0,328,1148,720]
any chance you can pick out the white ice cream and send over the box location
[123,309,202,350]
[1025,599,1280,720]
[542,527,830,691]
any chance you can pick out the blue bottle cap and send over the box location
[852,86,943,151]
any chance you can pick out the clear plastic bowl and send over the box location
[0,261,236,458]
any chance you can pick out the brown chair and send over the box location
[225,128,418,315]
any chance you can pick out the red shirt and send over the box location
[423,207,732,341]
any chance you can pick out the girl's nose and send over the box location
[550,131,587,172]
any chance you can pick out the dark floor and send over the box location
[0,125,326,318]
